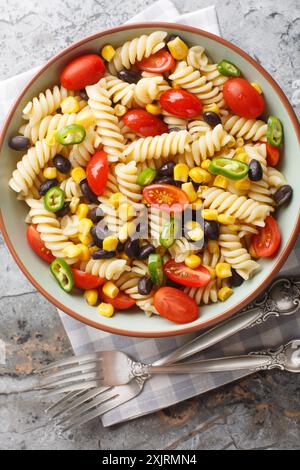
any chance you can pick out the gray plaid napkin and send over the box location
[0,1,299,427]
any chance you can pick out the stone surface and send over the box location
[0,0,299,450]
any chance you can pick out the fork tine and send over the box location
[45,390,82,414]
[38,362,102,383]
[35,352,104,374]
[37,371,104,390]
[50,387,109,419]
[41,379,104,396]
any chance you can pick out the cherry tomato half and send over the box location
[60,54,105,90]
[99,289,136,310]
[123,109,168,137]
[164,259,211,288]
[160,89,202,119]
[223,78,265,119]
[86,150,109,196]
[251,216,281,258]
[266,143,280,167]
[143,184,189,213]
[26,225,54,263]
[72,269,105,290]
[136,49,175,73]
[154,287,199,324]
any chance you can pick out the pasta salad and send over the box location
[8,31,293,324]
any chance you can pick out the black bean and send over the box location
[138,243,156,260]
[80,179,98,203]
[91,223,111,246]
[56,201,71,217]
[79,89,89,101]
[138,276,153,296]
[203,112,221,127]
[38,179,59,196]
[92,250,116,260]
[230,269,244,287]
[168,127,182,133]
[158,161,176,177]
[89,207,104,223]
[204,220,220,240]
[53,154,71,174]
[155,176,181,187]
[125,238,140,258]
[117,69,142,84]
[248,159,263,182]
[274,185,293,207]
[117,241,125,253]
[9,136,30,151]
[136,222,148,238]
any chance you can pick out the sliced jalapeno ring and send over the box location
[50,257,74,293]
[56,124,86,145]
[137,168,157,186]
[209,157,249,181]
[44,186,65,213]
[267,116,283,147]
[217,60,241,77]
[148,253,164,286]
[159,217,176,248]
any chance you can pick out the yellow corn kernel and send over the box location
[103,236,119,252]
[98,302,115,318]
[71,167,86,185]
[197,185,209,197]
[120,252,130,261]
[56,171,67,183]
[185,254,202,269]
[218,286,234,302]
[189,167,212,184]
[191,199,203,210]
[218,214,236,225]
[213,175,228,189]
[45,131,57,146]
[167,36,189,60]
[208,240,219,255]
[204,266,216,280]
[115,104,128,117]
[70,197,80,214]
[251,82,263,94]
[203,103,220,114]
[249,245,258,258]
[174,163,189,182]
[63,244,82,258]
[102,281,119,299]
[216,263,232,279]
[172,82,181,89]
[84,289,98,306]
[235,152,249,163]
[76,203,89,220]
[43,167,57,179]
[79,233,92,245]
[118,203,135,222]
[119,221,136,243]
[146,103,162,115]
[101,44,116,62]
[76,108,96,128]
[235,147,245,155]
[78,244,91,261]
[227,137,237,148]
[201,209,219,221]
[187,226,204,242]
[78,217,93,235]
[181,182,197,202]
[235,137,244,148]
[201,159,211,170]
[109,192,125,208]
[61,96,80,114]
[235,179,251,191]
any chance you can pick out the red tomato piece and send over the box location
[72,269,105,290]
[266,143,280,167]
[164,259,211,288]
[100,289,136,310]
[26,225,54,263]
[123,109,167,137]
[251,216,281,258]
[136,49,175,73]
[60,54,105,90]
[154,287,199,323]
[86,150,109,196]
[143,184,189,213]
[223,78,265,119]
[160,89,202,119]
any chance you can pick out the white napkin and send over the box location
[1,1,299,427]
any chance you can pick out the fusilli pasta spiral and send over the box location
[115,161,142,203]
[22,86,71,125]
[105,74,136,107]
[84,258,130,280]
[223,114,267,142]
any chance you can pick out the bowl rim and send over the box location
[0,22,299,337]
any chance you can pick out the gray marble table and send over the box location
[0,0,299,450]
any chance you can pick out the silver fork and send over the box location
[48,277,300,430]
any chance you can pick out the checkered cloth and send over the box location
[0,1,299,427]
